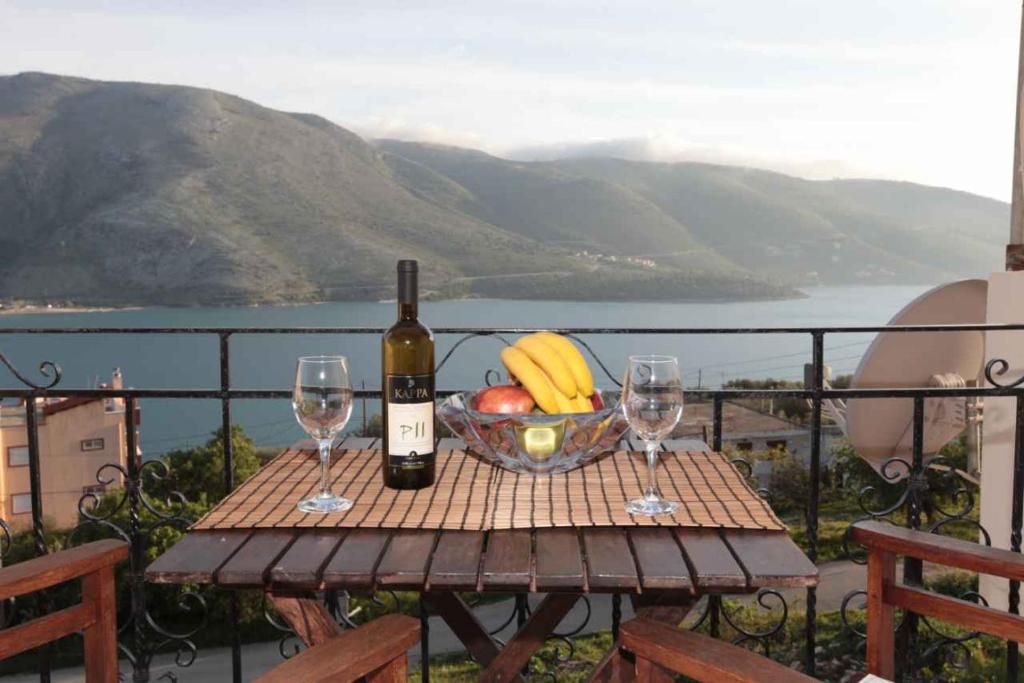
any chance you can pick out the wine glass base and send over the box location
[298,494,352,514]
[625,497,680,517]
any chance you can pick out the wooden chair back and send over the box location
[0,539,128,682]
[852,520,1024,680]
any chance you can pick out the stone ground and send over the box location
[0,559,874,682]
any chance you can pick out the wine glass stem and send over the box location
[644,440,661,501]
[318,438,332,498]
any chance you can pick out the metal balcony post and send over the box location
[805,331,823,676]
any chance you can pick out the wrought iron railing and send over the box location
[0,323,1022,682]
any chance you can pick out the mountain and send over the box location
[378,142,1008,286]
[0,72,1007,307]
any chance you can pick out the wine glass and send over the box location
[622,355,684,516]
[293,356,354,513]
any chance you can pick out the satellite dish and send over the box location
[844,279,987,479]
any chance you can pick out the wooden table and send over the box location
[146,438,818,682]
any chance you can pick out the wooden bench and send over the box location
[852,519,1024,680]
[0,539,128,682]
[610,618,817,682]
[600,520,1024,682]
[255,613,419,683]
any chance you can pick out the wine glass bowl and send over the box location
[292,356,354,513]
[437,390,627,474]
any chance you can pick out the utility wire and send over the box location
[719,353,865,381]
[681,339,870,377]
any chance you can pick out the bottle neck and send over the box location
[398,269,418,321]
[399,301,417,321]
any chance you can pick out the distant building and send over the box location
[675,401,843,466]
[0,369,135,530]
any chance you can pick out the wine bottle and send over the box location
[381,260,436,489]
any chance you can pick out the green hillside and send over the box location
[382,145,1007,286]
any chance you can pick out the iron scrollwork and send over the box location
[839,388,993,674]
[985,358,1024,389]
[687,591,789,656]
[0,351,62,390]
[71,421,206,682]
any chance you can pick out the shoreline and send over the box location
[0,294,802,316]
[0,283,942,316]
[0,304,142,316]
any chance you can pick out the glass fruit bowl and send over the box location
[437,390,627,474]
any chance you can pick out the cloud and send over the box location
[351,118,491,151]
[500,136,874,181]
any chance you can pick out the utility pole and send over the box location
[697,368,702,389]
[1008,0,1024,268]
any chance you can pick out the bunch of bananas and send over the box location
[500,332,596,414]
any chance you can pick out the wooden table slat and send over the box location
[674,528,747,590]
[723,530,818,588]
[481,530,532,591]
[269,531,347,587]
[321,529,392,588]
[428,531,485,591]
[582,528,639,591]
[629,528,693,592]
[146,530,251,583]
[534,528,585,591]
[375,530,437,589]
[216,530,298,586]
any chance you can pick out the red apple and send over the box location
[590,392,604,411]
[475,385,535,414]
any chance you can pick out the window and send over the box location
[735,441,753,452]
[767,439,788,451]
[81,438,105,451]
[7,446,29,467]
[11,494,31,514]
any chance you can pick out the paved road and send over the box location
[1,560,873,682]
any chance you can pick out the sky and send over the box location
[0,0,1020,200]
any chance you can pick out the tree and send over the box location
[151,426,261,506]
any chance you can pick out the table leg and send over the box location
[424,592,513,673]
[478,593,579,683]
[266,591,343,647]
[429,592,580,683]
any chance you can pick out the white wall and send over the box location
[980,272,1024,609]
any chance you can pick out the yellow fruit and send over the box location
[548,379,575,414]
[535,332,595,397]
[572,393,593,413]
[500,346,559,414]
[514,335,577,397]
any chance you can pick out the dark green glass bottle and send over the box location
[381,260,436,489]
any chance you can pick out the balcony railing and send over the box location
[0,323,1023,682]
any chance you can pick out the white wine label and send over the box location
[385,373,435,468]
[387,402,434,455]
